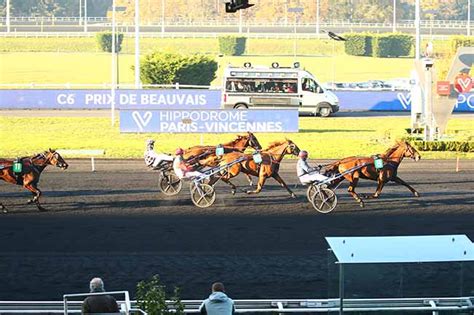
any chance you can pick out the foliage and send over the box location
[135,275,185,315]
[410,141,474,153]
[344,33,373,56]
[372,33,413,58]
[449,35,474,54]
[218,36,247,56]
[138,52,217,85]
[96,31,124,53]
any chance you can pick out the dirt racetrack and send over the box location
[0,158,473,301]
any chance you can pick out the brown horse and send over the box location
[184,132,262,185]
[214,139,300,197]
[183,131,262,163]
[325,140,421,207]
[0,149,68,212]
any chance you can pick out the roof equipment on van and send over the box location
[244,62,252,68]
[271,62,280,69]
[293,62,300,69]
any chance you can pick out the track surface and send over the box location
[0,159,473,300]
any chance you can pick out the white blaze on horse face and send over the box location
[132,111,153,132]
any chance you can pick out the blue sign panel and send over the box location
[334,91,474,112]
[120,110,299,133]
[0,89,221,109]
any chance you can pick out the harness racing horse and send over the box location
[214,139,300,197]
[0,149,68,212]
[325,140,421,207]
[184,132,262,185]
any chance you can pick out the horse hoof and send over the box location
[359,202,365,208]
[414,192,420,197]
[27,199,34,205]
[291,193,297,199]
[38,207,48,212]
[231,190,236,195]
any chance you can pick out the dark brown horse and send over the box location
[214,139,300,197]
[0,149,68,212]
[326,140,421,207]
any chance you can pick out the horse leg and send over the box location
[246,176,267,195]
[245,174,253,186]
[219,177,238,195]
[0,202,7,214]
[347,175,364,207]
[392,176,420,197]
[272,173,296,199]
[24,184,46,212]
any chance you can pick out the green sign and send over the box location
[12,162,22,173]
[253,152,262,164]
[374,158,384,170]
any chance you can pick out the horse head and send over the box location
[284,139,301,157]
[46,149,69,170]
[246,132,262,151]
[400,141,421,162]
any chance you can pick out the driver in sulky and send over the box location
[173,148,205,179]
[144,139,174,169]
[297,150,329,185]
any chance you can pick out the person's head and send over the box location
[146,139,155,150]
[175,148,184,156]
[89,277,105,293]
[298,150,308,160]
[211,282,225,293]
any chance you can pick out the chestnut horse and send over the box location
[214,139,300,197]
[0,149,68,212]
[183,132,262,164]
[184,132,262,185]
[325,140,421,207]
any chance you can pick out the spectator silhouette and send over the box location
[82,278,119,314]
[199,282,235,315]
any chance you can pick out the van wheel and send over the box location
[317,104,332,117]
[234,103,248,109]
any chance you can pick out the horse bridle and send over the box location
[267,142,299,167]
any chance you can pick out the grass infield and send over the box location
[0,114,472,159]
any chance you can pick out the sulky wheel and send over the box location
[190,183,216,208]
[306,185,317,202]
[311,186,338,214]
[159,171,182,196]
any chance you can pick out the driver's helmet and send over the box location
[146,139,155,150]
[175,148,184,156]
[298,150,308,159]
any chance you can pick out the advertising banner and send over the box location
[334,91,474,112]
[0,89,222,109]
[120,110,299,133]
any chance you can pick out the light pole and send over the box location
[316,0,320,36]
[468,0,471,36]
[111,0,117,126]
[84,0,88,32]
[6,0,10,33]
[239,9,243,33]
[79,0,82,25]
[415,0,420,60]
[161,0,165,33]
[135,0,141,88]
[392,0,396,32]
[288,7,304,62]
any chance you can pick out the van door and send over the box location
[300,77,326,113]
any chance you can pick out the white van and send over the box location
[222,63,339,117]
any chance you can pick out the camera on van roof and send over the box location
[243,62,252,68]
[293,62,300,69]
[271,62,279,69]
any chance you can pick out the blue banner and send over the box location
[120,110,299,133]
[334,91,474,112]
[0,89,221,109]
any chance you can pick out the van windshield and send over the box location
[226,78,298,94]
[302,78,321,93]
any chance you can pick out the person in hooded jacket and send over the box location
[199,282,235,315]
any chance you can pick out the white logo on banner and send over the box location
[132,111,152,131]
[397,92,411,109]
